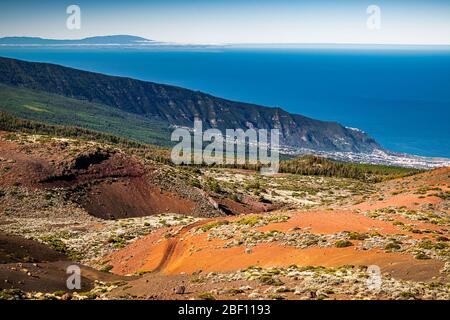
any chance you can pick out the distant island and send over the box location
[0,35,154,45]
[3,35,450,50]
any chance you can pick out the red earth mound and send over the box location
[0,133,268,219]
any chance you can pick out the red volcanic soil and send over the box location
[80,178,197,219]
[0,136,199,218]
[257,210,445,239]
[2,132,449,296]
[353,193,444,212]
[0,134,271,218]
[105,214,444,282]
[353,167,450,212]
[106,168,450,283]
[258,210,400,234]
[104,219,217,276]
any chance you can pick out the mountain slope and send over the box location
[0,84,171,146]
[0,56,381,153]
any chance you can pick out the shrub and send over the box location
[53,291,66,297]
[100,265,113,273]
[335,240,353,248]
[225,288,245,294]
[347,232,368,240]
[190,179,201,188]
[41,236,68,254]
[415,253,431,260]
[275,287,294,293]
[206,178,222,193]
[399,292,416,299]
[78,291,99,300]
[435,242,449,250]
[190,275,206,283]
[198,292,215,300]
[258,275,284,286]
[0,289,25,300]
[385,242,401,251]
[258,196,272,204]
[419,240,434,250]
[229,194,241,203]
[107,235,128,248]
[198,220,229,232]
[237,216,262,227]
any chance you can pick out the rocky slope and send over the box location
[0,56,381,153]
[0,131,272,219]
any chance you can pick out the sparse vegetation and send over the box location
[347,232,369,241]
[197,292,215,300]
[385,242,402,251]
[415,252,431,260]
[0,289,25,300]
[198,220,229,232]
[237,216,262,227]
[258,275,284,286]
[335,240,353,248]
[100,265,113,273]
[0,112,170,164]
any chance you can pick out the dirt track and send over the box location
[106,167,450,283]
[152,219,214,273]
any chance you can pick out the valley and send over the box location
[0,126,448,300]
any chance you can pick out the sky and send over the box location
[1,0,450,45]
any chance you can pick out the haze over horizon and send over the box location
[1,0,450,45]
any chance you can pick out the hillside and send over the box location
[0,84,171,146]
[0,56,381,153]
[1,112,426,183]
[0,126,448,300]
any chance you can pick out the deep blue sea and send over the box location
[0,46,449,158]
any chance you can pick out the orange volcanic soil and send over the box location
[105,167,450,283]
[107,232,443,282]
[352,167,450,212]
[353,193,443,212]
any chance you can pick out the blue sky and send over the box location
[1,0,450,44]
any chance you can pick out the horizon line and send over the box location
[1,34,450,47]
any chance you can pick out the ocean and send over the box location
[0,46,449,158]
